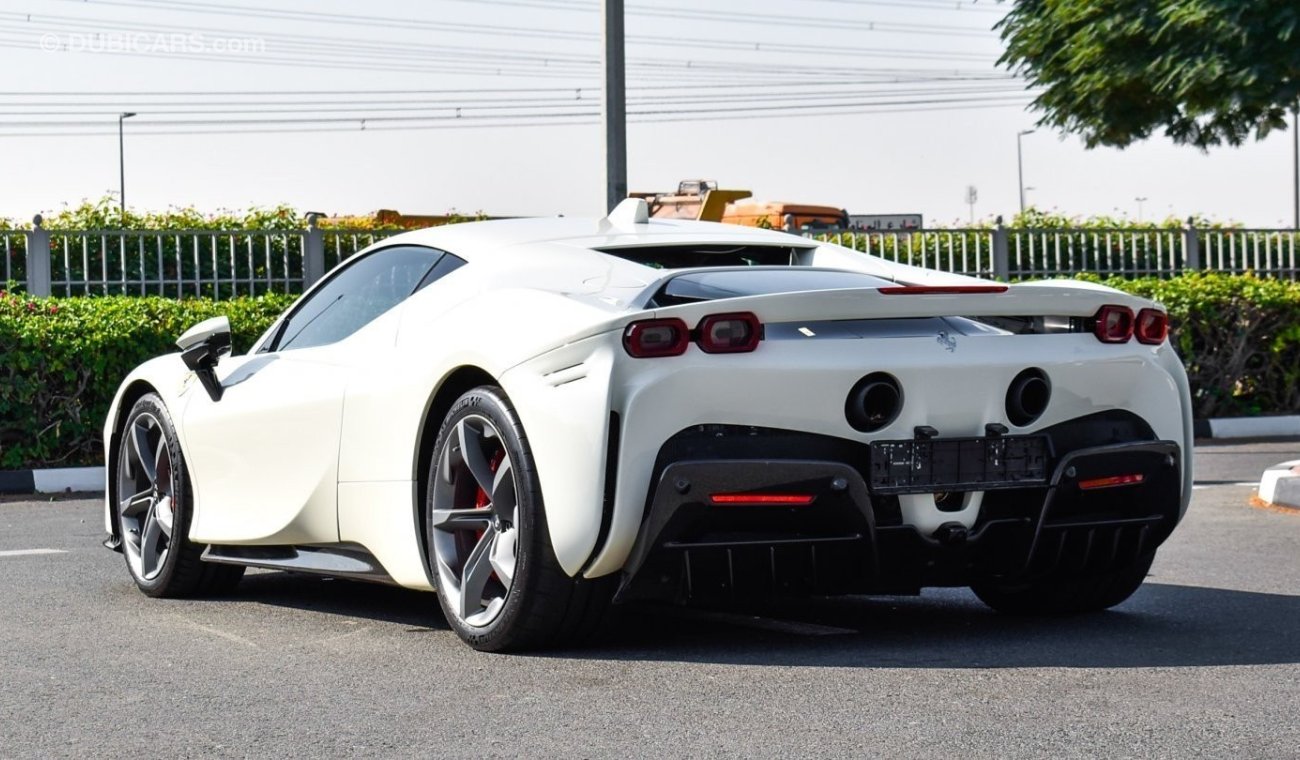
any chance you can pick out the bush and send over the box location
[0,292,294,469]
[1096,273,1300,418]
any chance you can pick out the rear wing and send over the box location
[642,281,1156,326]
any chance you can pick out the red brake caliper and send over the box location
[473,450,506,581]
[474,451,505,511]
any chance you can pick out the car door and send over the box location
[180,244,447,546]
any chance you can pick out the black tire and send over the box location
[115,393,245,598]
[426,386,613,652]
[971,550,1156,615]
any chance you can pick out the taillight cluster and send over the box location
[623,312,762,358]
[1093,305,1168,345]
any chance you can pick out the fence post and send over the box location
[25,214,51,297]
[1182,216,1200,271]
[992,215,1010,280]
[303,213,324,287]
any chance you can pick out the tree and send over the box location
[998,0,1300,149]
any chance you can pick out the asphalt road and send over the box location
[1,441,1297,759]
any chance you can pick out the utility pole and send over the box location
[965,185,978,224]
[1016,129,1034,215]
[1293,104,1298,229]
[118,112,136,219]
[602,0,627,214]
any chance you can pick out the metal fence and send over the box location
[2,229,27,288]
[8,214,1300,298]
[11,214,400,298]
[811,219,1300,280]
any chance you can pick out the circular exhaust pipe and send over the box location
[1006,368,1051,427]
[845,373,903,432]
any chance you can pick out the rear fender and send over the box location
[498,333,618,577]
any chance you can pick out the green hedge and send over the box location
[1096,273,1300,418]
[1,274,1297,469]
[0,291,295,469]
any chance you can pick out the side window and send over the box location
[414,252,466,293]
[274,245,444,352]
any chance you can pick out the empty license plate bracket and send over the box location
[869,435,1049,495]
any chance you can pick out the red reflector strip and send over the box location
[1078,473,1145,490]
[878,285,1009,295]
[709,493,816,505]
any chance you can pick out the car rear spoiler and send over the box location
[641,281,1155,325]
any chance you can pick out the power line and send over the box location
[4,11,1000,66]
[0,84,1032,116]
[413,0,1004,14]
[0,92,1033,131]
[54,0,1000,38]
[0,98,1034,138]
[0,73,1018,100]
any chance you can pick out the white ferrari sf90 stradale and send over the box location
[103,199,1193,651]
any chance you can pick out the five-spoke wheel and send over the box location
[115,393,243,597]
[430,413,520,628]
[118,411,177,581]
[426,386,613,651]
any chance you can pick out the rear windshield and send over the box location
[597,244,805,269]
[646,268,893,307]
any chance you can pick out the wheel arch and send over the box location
[104,379,162,541]
[412,364,499,577]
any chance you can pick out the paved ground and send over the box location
[1,440,1297,758]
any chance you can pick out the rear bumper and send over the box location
[615,419,1181,603]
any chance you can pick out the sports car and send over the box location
[103,199,1194,651]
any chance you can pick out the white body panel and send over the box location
[103,212,1194,590]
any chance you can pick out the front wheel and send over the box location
[971,550,1156,615]
[115,393,244,597]
[426,386,611,651]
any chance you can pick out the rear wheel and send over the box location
[971,550,1155,615]
[426,386,611,651]
[116,393,244,597]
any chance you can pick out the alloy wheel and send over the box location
[431,414,520,628]
[117,413,176,581]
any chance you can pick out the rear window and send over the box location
[597,244,805,269]
[647,268,893,307]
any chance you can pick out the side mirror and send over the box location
[177,316,232,401]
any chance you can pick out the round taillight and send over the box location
[1093,305,1134,343]
[1135,308,1168,345]
[623,318,689,358]
[696,312,762,354]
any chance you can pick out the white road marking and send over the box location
[313,626,372,649]
[178,619,260,649]
[0,549,67,558]
[1193,482,1259,490]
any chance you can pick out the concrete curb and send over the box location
[1194,415,1300,440]
[1,414,1297,496]
[1257,460,1300,510]
[0,467,103,495]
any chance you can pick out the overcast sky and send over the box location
[0,0,1295,227]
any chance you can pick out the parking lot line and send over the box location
[0,549,67,557]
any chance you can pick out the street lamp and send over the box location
[1017,129,1034,215]
[1135,196,1148,222]
[118,112,136,219]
